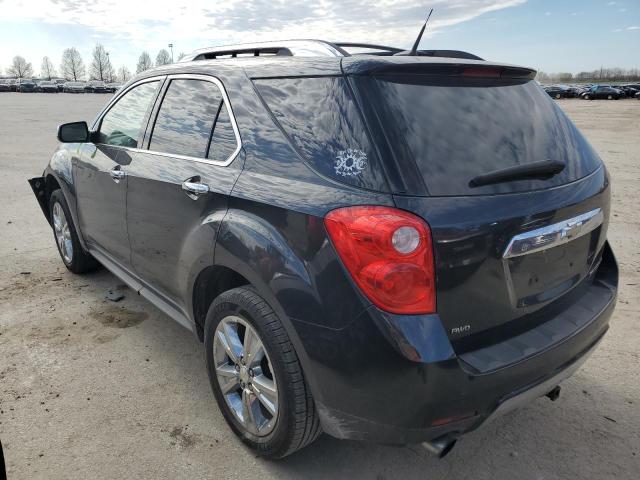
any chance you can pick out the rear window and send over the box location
[355,76,602,196]
[254,77,389,192]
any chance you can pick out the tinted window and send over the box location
[355,76,602,196]
[150,79,223,158]
[207,102,238,162]
[99,81,159,148]
[254,77,388,192]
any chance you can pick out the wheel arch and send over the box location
[192,265,251,341]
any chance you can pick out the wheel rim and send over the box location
[213,316,278,436]
[52,202,73,264]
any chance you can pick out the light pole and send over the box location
[105,52,110,82]
[168,43,174,63]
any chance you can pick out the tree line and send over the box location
[1,45,186,83]
[537,67,640,84]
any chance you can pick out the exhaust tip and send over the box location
[421,437,457,459]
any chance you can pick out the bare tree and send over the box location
[61,48,86,81]
[155,49,171,66]
[117,66,132,83]
[41,56,57,80]
[177,52,187,61]
[8,56,34,79]
[136,51,153,74]
[104,61,115,83]
[90,44,113,81]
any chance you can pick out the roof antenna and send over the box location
[396,9,433,56]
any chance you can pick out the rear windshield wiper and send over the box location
[469,160,565,188]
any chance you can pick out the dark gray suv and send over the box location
[29,40,618,459]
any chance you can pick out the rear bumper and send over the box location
[310,243,617,444]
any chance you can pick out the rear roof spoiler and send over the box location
[342,57,536,80]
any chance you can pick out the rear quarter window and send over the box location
[253,77,389,192]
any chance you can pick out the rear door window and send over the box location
[149,79,223,158]
[98,81,160,147]
[253,77,389,192]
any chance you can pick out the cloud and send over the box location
[2,0,528,53]
[545,11,551,16]
[627,26,640,30]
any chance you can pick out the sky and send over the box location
[0,0,638,78]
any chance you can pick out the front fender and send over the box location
[41,145,88,249]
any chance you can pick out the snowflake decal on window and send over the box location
[334,149,367,177]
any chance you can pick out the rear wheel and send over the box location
[49,189,99,274]
[607,94,613,100]
[204,286,321,458]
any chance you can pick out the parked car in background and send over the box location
[619,84,640,97]
[544,85,570,99]
[0,81,11,92]
[106,82,122,93]
[18,79,38,92]
[581,85,623,100]
[544,84,585,99]
[636,91,640,100]
[6,79,19,92]
[37,81,59,93]
[54,79,67,92]
[29,40,618,459]
[63,82,86,93]
[85,81,110,93]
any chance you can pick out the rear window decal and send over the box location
[335,149,367,177]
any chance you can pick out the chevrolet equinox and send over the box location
[29,40,618,459]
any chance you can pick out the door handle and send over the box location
[182,178,210,200]
[109,167,125,183]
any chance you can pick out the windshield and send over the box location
[354,75,602,196]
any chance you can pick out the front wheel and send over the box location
[204,286,321,458]
[607,94,613,100]
[49,189,99,274]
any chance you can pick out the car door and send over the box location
[125,74,243,310]
[75,78,162,267]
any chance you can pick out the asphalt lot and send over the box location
[0,92,639,479]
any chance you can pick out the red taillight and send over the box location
[324,206,436,315]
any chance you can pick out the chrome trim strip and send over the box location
[91,74,243,168]
[503,208,603,259]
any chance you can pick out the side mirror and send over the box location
[57,121,90,143]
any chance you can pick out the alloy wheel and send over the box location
[52,202,73,264]
[213,316,278,436]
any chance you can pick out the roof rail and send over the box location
[182,40,348,62]
[182,39,484,62]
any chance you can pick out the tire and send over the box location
[49,189,99,274]
[584,95,590,100]
[555,93,561,99]
[607,95,613,100]
[204,286,321,459]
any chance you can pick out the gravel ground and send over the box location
[0,93,639,479]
